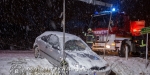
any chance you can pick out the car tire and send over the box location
[34,47,41,58]
[119,43,130,57]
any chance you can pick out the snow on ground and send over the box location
[0,51,54,75]
[103,56,150,75]
[0,51,150,75]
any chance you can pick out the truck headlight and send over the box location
[111,42,115,46]
[106,45,110,48]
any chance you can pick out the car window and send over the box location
[65,40,86,51]
[41,35,48,42]
[41,34,60,50]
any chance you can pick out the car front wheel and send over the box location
[34,47,40,58]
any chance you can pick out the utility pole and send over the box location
[104,5,113,58]
[62,0,65,61]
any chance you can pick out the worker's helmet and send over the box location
[87,28,92,32]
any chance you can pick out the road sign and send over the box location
[140,27,149,68]
[140,27,150,34]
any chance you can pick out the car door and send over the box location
[44,34,62,65]
[37,36,47,51]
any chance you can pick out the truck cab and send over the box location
[90,11,133,57]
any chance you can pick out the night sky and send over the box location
[0,0,150,50]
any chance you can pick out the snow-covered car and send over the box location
[33,31,111,75]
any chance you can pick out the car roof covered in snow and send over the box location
[39,31,79,38]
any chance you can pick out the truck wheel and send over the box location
[118,49,122,57]
[119,43,130,57]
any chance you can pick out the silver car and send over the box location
[33,31,111,75]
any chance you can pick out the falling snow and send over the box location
[0,0,150,50]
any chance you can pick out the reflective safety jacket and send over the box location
[86,33,95,43]
[139,40,146,47]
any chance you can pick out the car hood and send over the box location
[65,50,108,70]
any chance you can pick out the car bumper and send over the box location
[69,69,111,75]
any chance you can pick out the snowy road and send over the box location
[0,50,150,75]
[103,56,150,75]
[0,51,54,75]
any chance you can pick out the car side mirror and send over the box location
[52,45,60,50]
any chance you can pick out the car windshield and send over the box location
[65,40,86,51]
[91,14,116,28]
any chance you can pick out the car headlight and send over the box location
[71,63,86,70]
[106,45,110,48]
[80,66,86,71]
[105,63,109,67]
[71,62,79,68]
[70,62,79,70]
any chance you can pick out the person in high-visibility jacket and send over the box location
[139,38,146,58]
[85,28,96,48]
